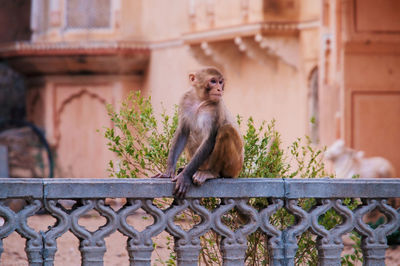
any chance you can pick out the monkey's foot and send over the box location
[193,170,218,185]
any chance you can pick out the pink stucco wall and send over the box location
[1,0,398,178]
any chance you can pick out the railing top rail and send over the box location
[1,177,400,199]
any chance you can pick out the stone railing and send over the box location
[0,178,399,266]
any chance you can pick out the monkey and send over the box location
[153,67,244,198]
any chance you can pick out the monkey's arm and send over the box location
[167,125,190,173]
[173,129,217,197]
[153,124,189,178]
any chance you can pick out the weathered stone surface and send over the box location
[0,178,43,199]
[3,178,400,199]
[0,178,399,265]
[0,145,8,178]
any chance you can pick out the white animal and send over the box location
[325,139,396,179]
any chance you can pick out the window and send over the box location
[66,0,111,29]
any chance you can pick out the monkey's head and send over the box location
[190,67,225,103]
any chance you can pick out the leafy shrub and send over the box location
[104,91,361,265]
[105,91,186,178]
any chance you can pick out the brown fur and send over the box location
[206,124,244,177]
[153,67,244,197]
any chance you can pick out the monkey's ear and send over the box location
[189,73,195,82]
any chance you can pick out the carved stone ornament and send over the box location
[0,178,399,265]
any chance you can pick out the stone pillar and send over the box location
[127,245,153,266]
[80,246,106,266]
[361,243,387,266]
[175,243,201,266]
[317,244,343,266]
[221,242,247,266]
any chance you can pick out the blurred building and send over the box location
[0,0,398,178]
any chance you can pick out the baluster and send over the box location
[354,199,399,266]
[259,198,285,265]
[282,199,311,265]
[70,199,118,266]
[15,199,43,266]
[260,199,310,266]
[43,199,71,266]
[118,199,167,266]
[119,199,150,266]
[0,200,17,260]
[213,198,259,266]
[185,199,213,264]
[309,198,354,266]
[212,198,240,266]
[165,199,206,266]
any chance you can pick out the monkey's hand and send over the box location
[172,172,191,198]
[152,167,175,178]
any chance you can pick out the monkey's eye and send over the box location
[210,79,217,84]
[219,80,224,85]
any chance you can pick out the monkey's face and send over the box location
[190,68,225,102]
[206,77,224,103]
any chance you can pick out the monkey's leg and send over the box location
[193,124,243,185]
[193,170,217,185]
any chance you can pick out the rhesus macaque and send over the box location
[153,67,244,197]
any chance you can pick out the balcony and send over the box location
[0,41,150,76]
[0,178,399,265]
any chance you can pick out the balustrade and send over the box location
[0,178,399,265]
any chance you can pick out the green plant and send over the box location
[104,91,186,178]
[104,91,362,265]
[341,232,363,266]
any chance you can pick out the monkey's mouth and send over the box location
[210,93,222,98]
